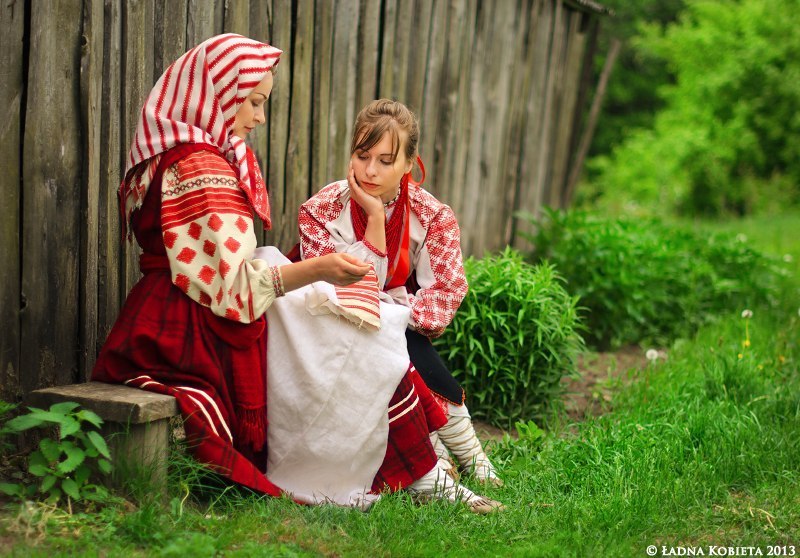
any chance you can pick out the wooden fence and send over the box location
[0,0,607,400]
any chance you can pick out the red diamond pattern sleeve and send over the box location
[161,150,276,323]
[406,201,468,338]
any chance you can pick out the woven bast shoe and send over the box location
[407,461,506,514]
[467,496,506,515]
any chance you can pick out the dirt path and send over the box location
[562,346,651,421]
[474,346,652,441]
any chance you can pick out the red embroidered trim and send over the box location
[361,238,387,258]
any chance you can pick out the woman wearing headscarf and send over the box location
[92,35,498,512]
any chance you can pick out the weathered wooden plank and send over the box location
[282,1,314,252]
[434,0,470,213]
[549,8,584,208]
[502,0,535,247]
[457,0,490,256]
[97,0,123,352]
[355,0,380,111]
[186,0,220,45]
[565,34,618,206]
[265,0,291,248]
[405,0,433,115]
[328,0,359,180]
[224,0,250,35]
[310,0,334,194]
[443,0,477,252]
[0,0,25,400]
[21,0,84,392]
[513,0,553,248]
[79,0,104,380]
[419,0,448,195]
[28,382,178,424]
[378,0,398,97]
[567,14,599,169]
[121,0,155,294]
[475,0,518,254]
[534,0,565,214]
[155,0,188,77]
[390,0,413,102]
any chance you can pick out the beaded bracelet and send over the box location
[269,265,285,298]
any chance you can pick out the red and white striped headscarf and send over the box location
[120,33,282,235]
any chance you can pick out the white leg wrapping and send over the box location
[430,431,459,480]
[436,405,500,482]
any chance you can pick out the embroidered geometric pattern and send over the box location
[299,180,468,338]
[161,150,273,323]
[334,266,381,330]
[162,176,238,197]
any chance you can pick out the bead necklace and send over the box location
[383,188,401,208]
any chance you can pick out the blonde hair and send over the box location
[350,99,419,165]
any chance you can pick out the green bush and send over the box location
[587,0,800,216]
[522,209,785,349]
[433,248,584,429]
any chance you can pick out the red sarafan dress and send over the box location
[93,144,283,495]
[93,33,444,499]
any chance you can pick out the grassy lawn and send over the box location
[2,212,798,557]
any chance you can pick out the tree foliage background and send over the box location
[583,0,800,216]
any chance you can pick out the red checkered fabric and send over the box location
[299,181,468,337]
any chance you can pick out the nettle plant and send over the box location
[434,248,584,429]
[0,402,112,504]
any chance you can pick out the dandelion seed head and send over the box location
[736,233,748,243]
[784,254,794,263]
[646,349,659,362]
[741,309,753,319]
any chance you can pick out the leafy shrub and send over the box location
[522,209,784,349]
[433,248,584,429]
[0,402,112,504]
[587,0,800,216]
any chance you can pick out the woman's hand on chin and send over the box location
[347,165,384,220]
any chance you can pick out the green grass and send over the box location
[686,209,800,280]
[2,212,798,557]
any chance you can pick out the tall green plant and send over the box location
[0,402,112,504]
[434,248,584,429]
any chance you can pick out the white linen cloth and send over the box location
[253,247,412,509]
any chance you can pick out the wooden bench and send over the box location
[27,382,179,490]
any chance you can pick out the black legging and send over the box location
[406,329,464,405]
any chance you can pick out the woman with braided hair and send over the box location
[299,99,504,490]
